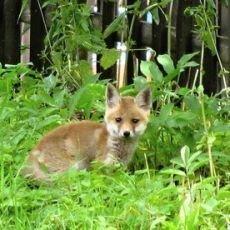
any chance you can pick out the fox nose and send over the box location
[123,131,130,138]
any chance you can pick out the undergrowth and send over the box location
[0,63,229,229]
[1,0,229,228]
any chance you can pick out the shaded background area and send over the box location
[0,0,229,94]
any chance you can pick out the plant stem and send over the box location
[139,3,158,18]
[201,0,229,97]
[144,153,151,180]
[199,41,205,86]
[207,138,216,177]
[167,0,173,56]
[36,0,52,52]
[127,14,136,50]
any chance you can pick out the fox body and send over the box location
[23,84,152,180]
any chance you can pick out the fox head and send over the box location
[105,84,152,139]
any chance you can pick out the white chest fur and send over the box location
[104,137,138,164]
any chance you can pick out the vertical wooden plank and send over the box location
[99,0,116,80]
[219,2,230,90]
[102,1,116,48]
[201,0,218,95]
[203,49,217,95]
[78,0,88,60]
[151,8,167,54]
[3,0,21,64]
[21,5,30,63]
[30,0,46,70]
[0,0,4,64]
[176,0,193,60]
[126,0,138,84]
[176,0,193,87]
[127,0,149,82]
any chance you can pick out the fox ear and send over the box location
[135,88,152,111]
[106,83,120,108]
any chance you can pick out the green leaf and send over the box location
[149,62,164,83]
[202,31,216,55]
[184,95,201,114]
[207,0,216,9]
[133,76,147,91]
[188,159,209,174]
[164,69,180,83]
[170,158,184,168]
[181,61,199,69]
[159,103,174,121]
[180,145,190,166]
[140,61,151,78]
[173,111,197,123]
[43,75,57,92]
[187,151,201,166]
[100,49,120,70]
[161,169,186,177]
[78,60,93,80]
[177,52,199,69]
[160,0,173,7]
[202,198,218,213]
[157,54,175,74]
[151,8,160,25]
[36,115,62,130]
[69,84,105,118]
[103,13,126,39]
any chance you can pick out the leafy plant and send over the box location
[0,59,229,229]
[42,0,120,87]
[1,0,229,228]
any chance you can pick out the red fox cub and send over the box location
[23,84,152,180]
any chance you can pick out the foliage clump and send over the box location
[0,0,229,228]
[0,63,229,229]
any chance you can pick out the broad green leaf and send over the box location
[187,151,202,166]
[69,84,105,118]
[100,49,120,70]
[167,111,197,128]
[202,31,216,55]
[36,115,62,130]
[184,95,201,114]
[173,111,197,122]
[211,121,230,133]
[170,158,184,168]
[177,52,199,69]
[177,87,190,96]
[180,61,199,69]
[188,159,209,174]
[133,76,147,91]
[160,0,173,7]
[103,13,126,39]
[159,103,174,121]
[207,0,216,9]
[202,198,218,212]
[149,62,164,83]
[180,145,190,166]
[164,69,180,83]
[43,75,57,92]
[161,169,186,177]
[151,8,160,25]
[140,61,151,79]
[78,60,93,81]
[157,54,175,74]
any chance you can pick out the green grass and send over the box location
[1,166,229,229]
[0,64,229,229]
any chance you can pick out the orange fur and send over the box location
[23,84,152,180]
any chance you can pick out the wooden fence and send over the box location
[0,0,229,94]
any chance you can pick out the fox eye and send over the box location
[132,118,139,124]
[115,117,122,123]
